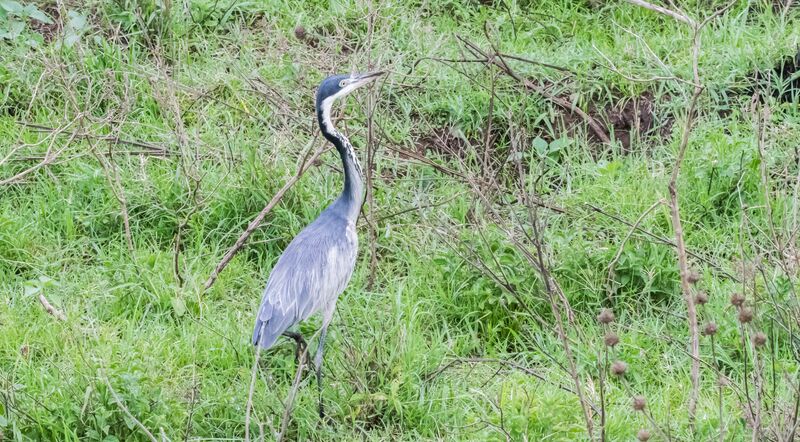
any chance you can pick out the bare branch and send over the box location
[245,330,265,442]
[364,3,380,291]
[606,199,664,300]
[17,121,168,154]
[204,143,328,290]
[623,0,696,26]
[103,376,159,442]
[0,121,80,186]
[276,347,310,442]
[38,294,66,321]
[457,34,612,144]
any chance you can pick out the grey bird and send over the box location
[252,71,383,417]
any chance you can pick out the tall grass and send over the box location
[1,0,799,440]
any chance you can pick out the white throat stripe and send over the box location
[319,88,364,180]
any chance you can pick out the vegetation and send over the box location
[1,0,799,440]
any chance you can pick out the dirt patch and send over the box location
[27,5,61,42]
[414,126,471,158]
[557,91,668,153]
[293,25,319,48]
[601,92,656,150]
[413,91,668,162]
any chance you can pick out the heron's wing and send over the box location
[253,216,358,348]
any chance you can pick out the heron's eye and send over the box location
[339,80,347,88]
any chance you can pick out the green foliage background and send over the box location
[1,0,799,440]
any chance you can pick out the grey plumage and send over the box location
[251,198,358,349]
[250,71,382,418]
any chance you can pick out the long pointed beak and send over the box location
[355,71,385,81]
[351,71,384,88]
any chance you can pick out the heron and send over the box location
[252,71,383,417]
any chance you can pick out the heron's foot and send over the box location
[297,343,308,365]
[282,331,307,364]
[318,404,335,426]
[316,370,331,422]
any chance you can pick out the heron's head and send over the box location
[316,71,383,133]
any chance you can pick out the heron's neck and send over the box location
[318,112,364,221]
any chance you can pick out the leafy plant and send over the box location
[0,0,51,42]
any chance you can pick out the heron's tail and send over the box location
[252,319,270,347]
[252,309,294,349]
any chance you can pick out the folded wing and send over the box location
[252,215,357,348]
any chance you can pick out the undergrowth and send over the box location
[1,0,800,440]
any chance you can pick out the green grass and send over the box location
[2,0,800,440]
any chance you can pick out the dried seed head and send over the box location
[597,308,615,325]
[730,292,745,307]
[695,291,708,305]
[632,395,646,411]
[702,322,718,336]
[686,270,701,284]
[738,307,754,324]
[637,429,651,441]
[20,345,29,358]
[752,331,767,348]
[611,360,628,376]
[293,26,307,40]
[604,332,620,347]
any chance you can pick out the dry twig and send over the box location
[457,34,612,144]
[18,121,168,154]
[605,199,664,300]
[623,0,696,26]
[204,143,328,290]
[276,346,311,442]
[103,376,159,442]
[0,120,80,185]
[364,3,380,291]
[245,330,266,442]
[666,27,703,438]
[647,0,734,429]
[38,294,66,321]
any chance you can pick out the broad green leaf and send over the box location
[0,0,23,13]
[25,6,53,24]
[6,19,24,38]
[532,136,548,156]
[171,297,186,316]
[23,283,41,296]
[549,137,572,152]
[64,33,80,48]
[67,10,87,31]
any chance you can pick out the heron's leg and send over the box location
[282,331,307,363]
[314,325,328,419]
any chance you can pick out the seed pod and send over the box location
[752,331,767,348]
[611,360,627,376]
[597,308,615,325]
[738,307,754,324]
[632,395,646,411]
[637,429,651,441]
[730,292,745,307]
[702,322,718,336]
[695,291,708,305]
[686,270,701,284]
[604,332,620,347]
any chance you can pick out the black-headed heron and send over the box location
[252,71,383,417]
